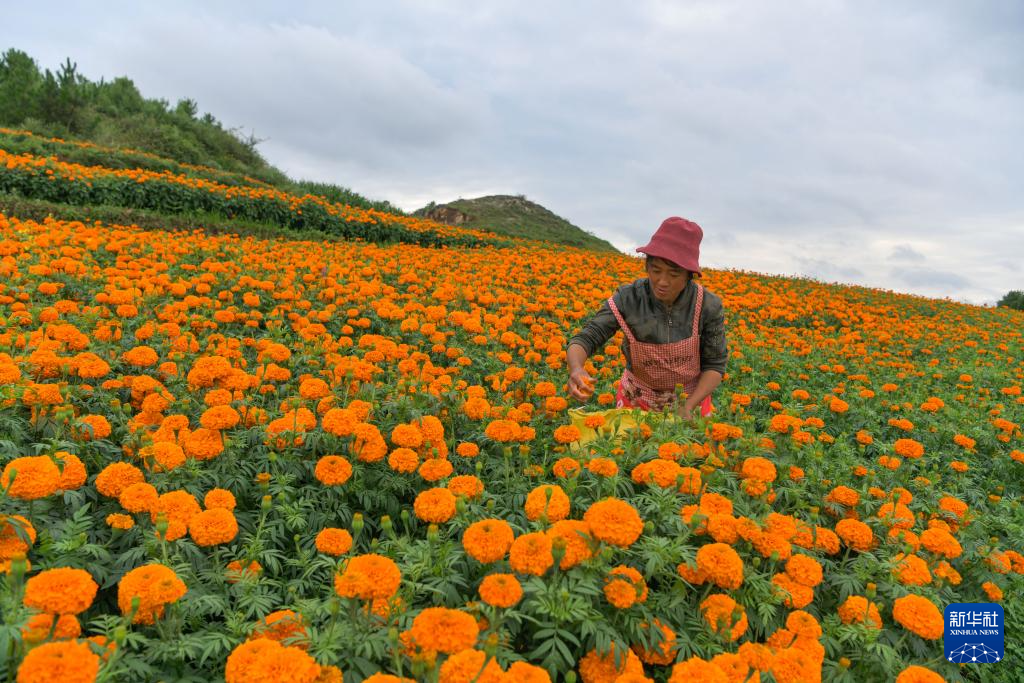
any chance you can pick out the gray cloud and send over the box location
[892,267,972,291]
[4,0,1023,304]
[795,257,865,283]
[889,245,926,262]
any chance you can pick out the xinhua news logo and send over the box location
[944,603,1003,664]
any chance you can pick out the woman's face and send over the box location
[646,257,689,305]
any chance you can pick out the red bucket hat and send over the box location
[637,216,703,276]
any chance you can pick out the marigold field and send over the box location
[1,133,1024,683]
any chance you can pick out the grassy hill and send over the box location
[414,195,618,252]
[0,48,400,215]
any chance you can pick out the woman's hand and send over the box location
[568,368,595,402]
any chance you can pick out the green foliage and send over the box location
[997,290,1024,311]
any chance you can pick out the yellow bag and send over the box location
[567,407,681,450]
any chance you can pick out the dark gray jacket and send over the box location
[567,278,728,375]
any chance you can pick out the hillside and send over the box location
[0,48,401,214]
[415,194,618,252]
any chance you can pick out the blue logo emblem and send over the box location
[944,603,1003,663]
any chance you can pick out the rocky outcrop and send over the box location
[422,205,473,226]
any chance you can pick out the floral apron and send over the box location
[607,283,713,416]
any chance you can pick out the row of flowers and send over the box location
[0,147,508,248]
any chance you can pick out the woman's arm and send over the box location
[566,296,622,401]
[680,369,723,418]
[567,343,594,400]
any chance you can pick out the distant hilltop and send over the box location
[414,194,618,252]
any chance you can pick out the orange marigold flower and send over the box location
[838,595,882,629]
[352,423,388,462]
[182,427,224,461]
[448,475,484,499]
[700,594,748,642]
[123,345,159,367]
[668,656,729,683]
[204,488,237,511]
[413,487,457,523]
[982,580,1003,601]
[23,567,98,615]
[54,452,87,491]
[105,513,134,530]
[117,563,187,625]
[952,434,976,450]
[479,573,523,608]
[408,607,479,654]
[150,490,202,541]
[2,456,60,500]
[484,419,520,442]
[938,496,968,521]
[119,482,159,514]
[631,459,682,488]
[20,613,81,644]
[95,462,145,498]
[578,644,645,683]
[825,485,860,508]
[314,455,352,486]
[632,618,676,666]
[418,457,453,482]
[200,405,240,430]
[77,414,112,440]
[438,649,506,683]
[322,407,358,437]
[390,423,423,449]
[603,578,637,609]
[892,594,943,639]
[224,638,321,683]
[893,438,924,459]
[299,378,331,399]
[919,527,962,559]
[463,519,515,564]
[770,573,814,609]
[835,518,875,552]
[16,640,99,683]
[829,397,849,413]
[586,457,618,477]
[740,456,777,482]
[152,441,186,472]
[552,457,581,478]
[695,543,744,590]
[545,519,593,569]
[525,484,571,522]
[895,665,945,683]
[388,448,419,473]
[785,554,823,587]
[786,609,822,639]
[509,532,554,576]
[455,442,479,458]
[553,425,582,444]
[334,554,401,600]
[188,508,239,547]
[506,662,552,683]
[251,610,309,648]
[583,498,643,548]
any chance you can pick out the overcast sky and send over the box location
[5,1,1023,304]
